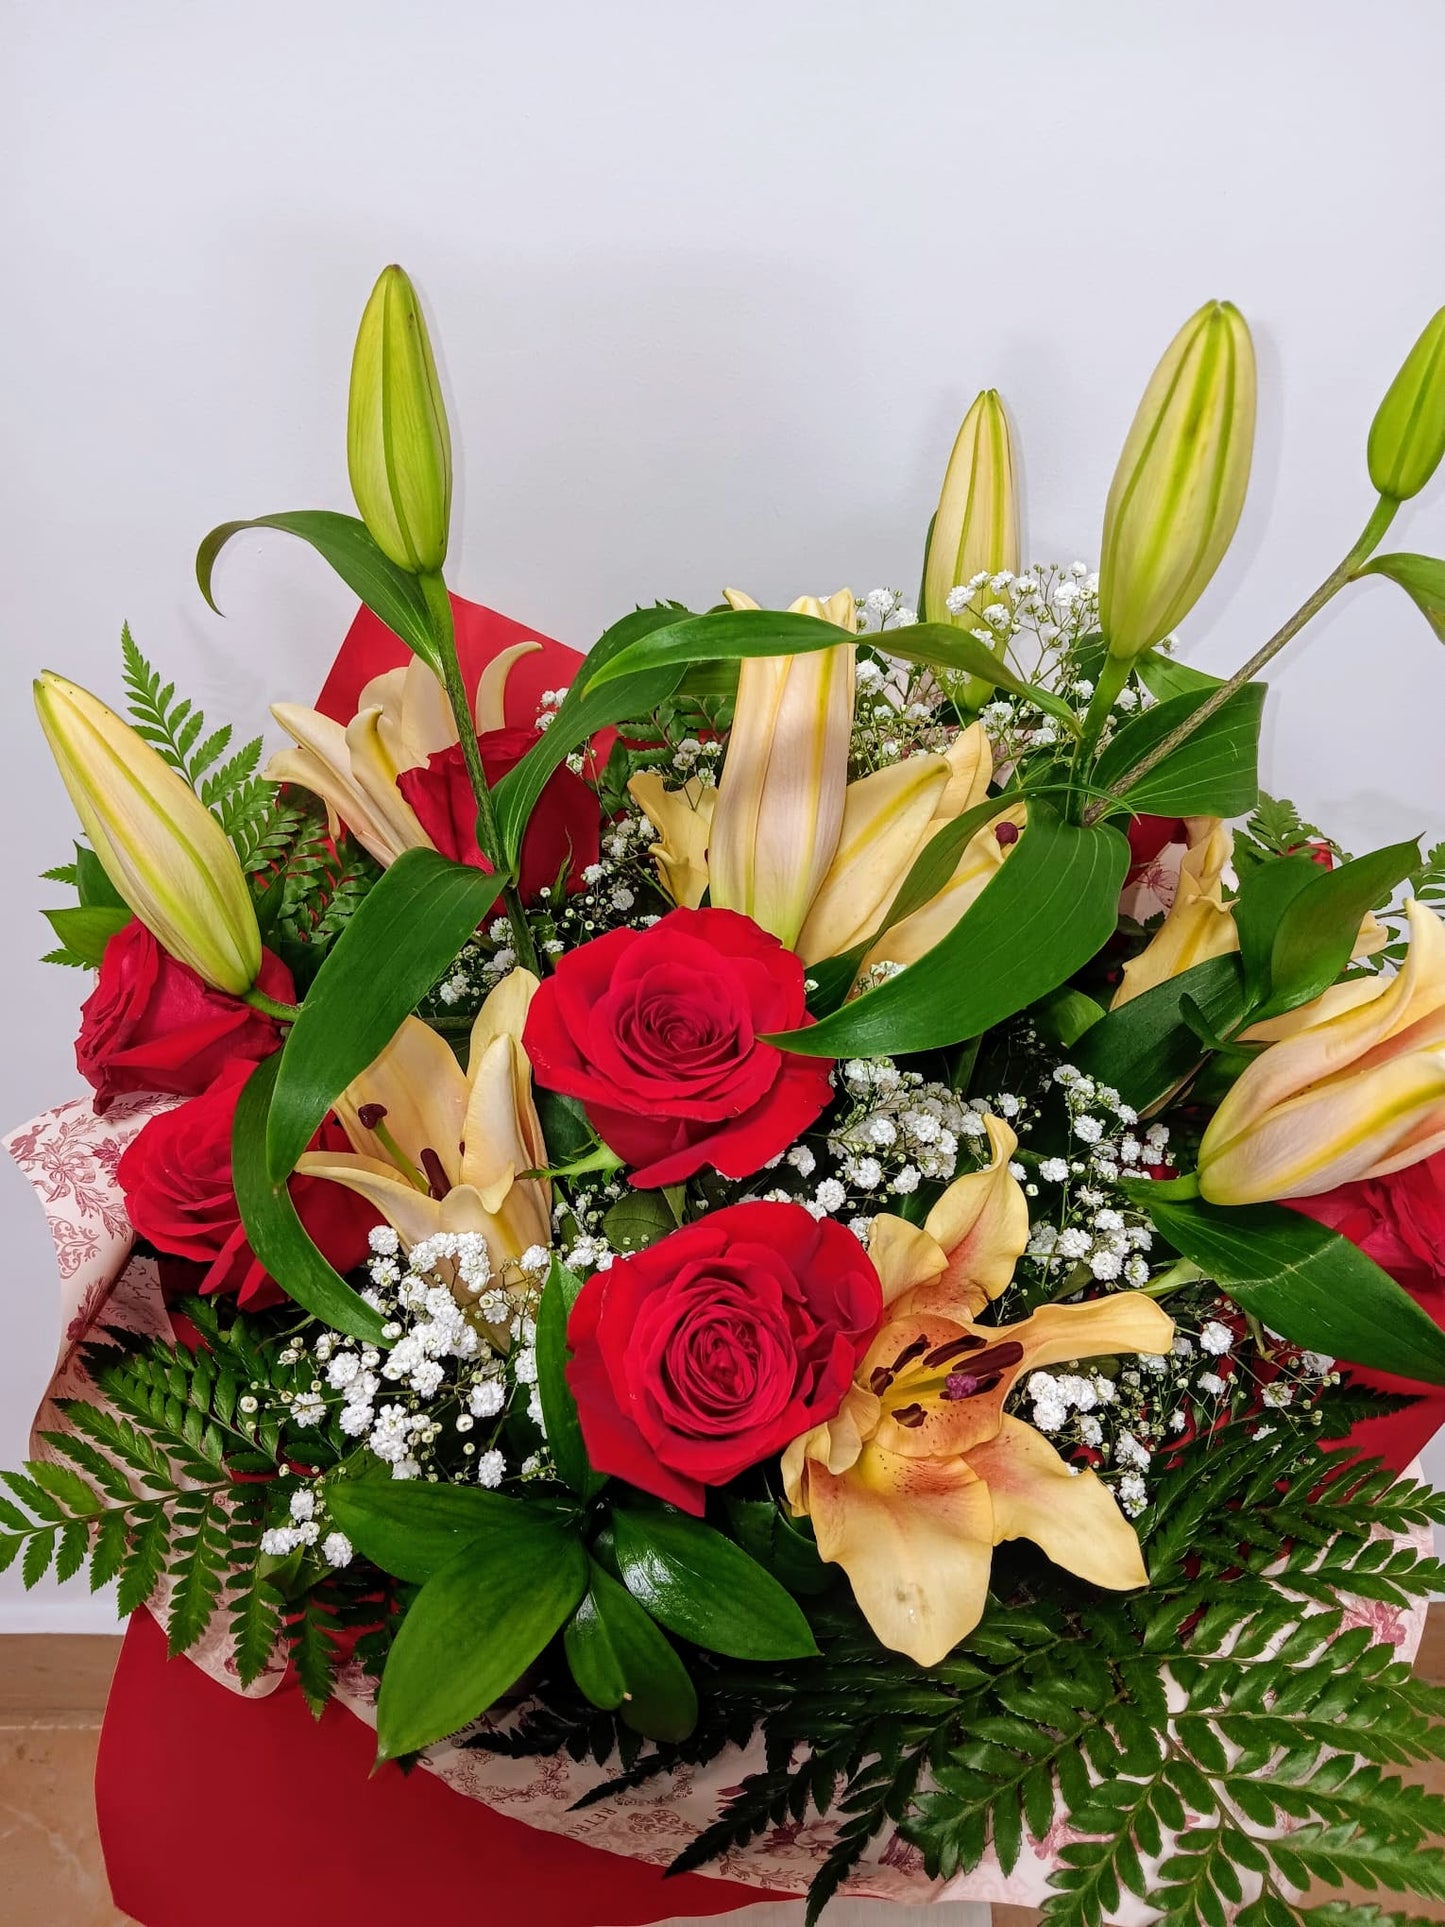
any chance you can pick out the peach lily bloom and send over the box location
[782,1119,1174,1665]
[630,588,1018,970]
[266,644,542,867]
[1198,898,1445,1204]
[296,970,551,1279]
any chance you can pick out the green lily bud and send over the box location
[1368,307,1445,502]
[347,265,453,574]
[34,672,262,994]
[1098,300,1256,660]
[922,389,1020,623]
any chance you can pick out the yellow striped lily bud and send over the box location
[921,391,1020,707]
[1368,307,1445,501]
[34,672,261,994]
[1098,301,1256,660]
[347,265,453,573]
[1198,898,1445,1205]
[707,589,856,951]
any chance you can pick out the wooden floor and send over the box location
[0,1620,1441,1924]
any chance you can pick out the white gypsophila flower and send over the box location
[1197,1372,1228,1398]
[787,1145,817,1176]
[1073,1116,1105,1144]
[1114,1431,1150,1471]
[322,1533,354,1568]
[1055,1227,1092,1261]
[476,1450,506,1489]
[814,1178,847,1213]
[469,1378,505,1419]
[1199,1321,1233,1356]
[288,1488,316,1523]
[1089,1249,1123,1281]
[1118,1473,1148,1517]
[1262,1382,1295,1408]
[260,1527,300,1557]
[1038,1157,1069,1183]
[368,1225,400,1258]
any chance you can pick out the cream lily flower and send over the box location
[783,1119,1173,1665]
[706,589,857,949]
[266,645,542,868]
[1112,817,1238,1010]
[297,970,551,1278]
[1198,898,1445,1204]
[631,589,1017,971]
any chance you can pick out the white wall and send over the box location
[3,0,1445,1627]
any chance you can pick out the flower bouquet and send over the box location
[11,269,1445,1926]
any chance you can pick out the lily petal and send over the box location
[709,589,856,949]
[1200,898,1445,1201]
[867,1214,949,1309]
[460,971,552,1257]
[800,1443,995,1665]
[797,754,951,965]
[863,804,1024,973]
[475,641,543,735]
[628,771,716,909]
[966,1415,1148,1590]
[1113,817,1237,1010]
[881,1117,1029,1322]
[334,1016,470,1184]
[294,1151,444,1251]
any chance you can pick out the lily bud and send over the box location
[347,265,453,574]
[922,390,1020,666]
[34,672,261,994]
[1098,301,1256,660]
[1197,898,1445,1206]
[1368,306,1445,501]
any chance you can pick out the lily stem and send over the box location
[1081,496,1399,828]
[419,572,542,975]
[243,988,303,1023]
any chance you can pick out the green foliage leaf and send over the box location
[1140,1193,1445,1384]
[1133,651,1224,701]
[1072,953,1247,1111]
[231,1056,390,1344]
[589,609,1080,727]
[41,905,128,968]
[265,847,500,1180]
[1243,839,1418,1023]
[770,804,1129,1058]
[376,1518,588,1758]
[564,1561,698,1741]
[1092,682,1266,818]
[536,1260,605,1500]
[325,1477,531,1583]
[196,511,444,674]
[1359,551,1445,641]
[610,1506,818,1660]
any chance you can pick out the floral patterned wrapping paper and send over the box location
[6,1094,1431,1919]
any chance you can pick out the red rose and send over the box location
[76,921,293,1114]
[118,1062,376,1309]
[398,725,600,901]
[522,906,834,1188]
[567,1201,882,1513]
[1289,1153,1445,1462]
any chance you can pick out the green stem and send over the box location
[1082,496,1400,828]
[1069,650,1133,816]
[418,572,542,975]
[243,988,303,1023]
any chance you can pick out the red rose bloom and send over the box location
[398,725,599,901]
[76,921,293,1114]
[522,906,834,1188]
[567,1201,883,1513]
[117,1062,376,1309]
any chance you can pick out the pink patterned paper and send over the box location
[5,1095,1433,1919]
